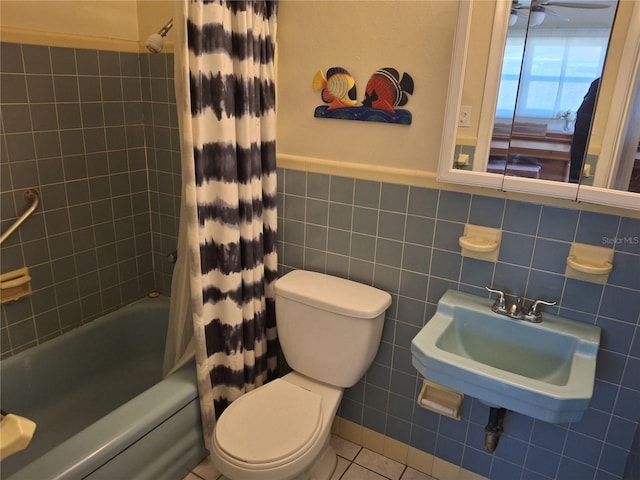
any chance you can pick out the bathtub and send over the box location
[1,296,207,480]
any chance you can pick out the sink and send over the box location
[411,290,601,423]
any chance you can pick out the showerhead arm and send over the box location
[158,18,173,37]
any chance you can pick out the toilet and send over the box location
[210,269,392,480]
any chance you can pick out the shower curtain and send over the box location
[170,0,279,450]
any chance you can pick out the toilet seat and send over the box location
[214,378,323,469]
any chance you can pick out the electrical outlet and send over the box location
[459,105,471,127]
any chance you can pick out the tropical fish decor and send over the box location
[312,67,358,110]
[313,67,414,125]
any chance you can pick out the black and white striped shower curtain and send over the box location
[180,0,279,447]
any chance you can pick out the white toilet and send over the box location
[210,269,392,480]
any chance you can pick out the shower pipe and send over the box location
[0,189,40,246]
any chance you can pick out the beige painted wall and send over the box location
[0,0,174,52]
[276,1,459,174]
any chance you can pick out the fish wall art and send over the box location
[313,67,414,125]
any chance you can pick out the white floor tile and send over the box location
[192,456,222,480]
[331,456,351,480]
[341,463,390,480]
[355,448,405,480]
[331,434,362,461]
[400,466,437,480]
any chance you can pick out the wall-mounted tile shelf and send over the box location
[565,243,614,285]
[0,267,32,304]
[459,224,501,262]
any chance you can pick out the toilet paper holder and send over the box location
[0,267,32,304]
[417,379,464,420]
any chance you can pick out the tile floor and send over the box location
[183,434,436,480]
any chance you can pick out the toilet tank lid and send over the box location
[275,270,392,319]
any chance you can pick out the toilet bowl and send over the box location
[210,270,391,480]
[211,372,342,480]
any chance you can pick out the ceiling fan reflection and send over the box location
[510,0,612,26]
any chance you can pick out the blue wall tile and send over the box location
[621,357,640,391]
[284,169,306,196]
[562,279,603,314]
[596,318,635,355]
[607,416,637,449]
[499,232,535,266]
[531,420,567,452]
[493,262,529,295]
[525,444,561,478]
[354,179,380,208]
[386,416,411,444]
[306,172,329,199]
[402,243,431,274]
[461,446,492,477]
[407,186,438,218]
[380,183,408,213]
[431,250,462,281]
[564,431,602,466]
[435,435,464,465]
[433,220,465,251]
[532,238,571,274]
[630,331,640,358]
[378,210,405,241]
[608,252,640,290]
[577,211,620,246]
[376,238,403,267]
[527,270,565,303]
[538,206,579,241]
[615,217,640,255]
[600,444,628,477]
[491,458,524,480]
[504,200,541,235]
[590,380,619,413]
[410,424,437,454]
[437,190,470,223]
[557,458,596,480]
[405,215,435,246]
[352,206,379,236]
[600,286,640,324]
[278,168,639,480]
[495,434,528,465]
[330,176,354,203]
[461,257,494,287]
[469,195,505,228]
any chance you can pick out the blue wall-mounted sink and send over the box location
[411,290,601,423]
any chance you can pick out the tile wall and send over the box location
[278,168,639,480]
[2,39,638,480]
[0,42,180,357]
[623,423,639,479]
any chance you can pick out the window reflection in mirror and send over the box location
[488,0,618,184]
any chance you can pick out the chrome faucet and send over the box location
[485,287,557,323]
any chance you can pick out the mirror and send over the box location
[577,2,640,208]
[439,0,640,211]
[491,0,618,186]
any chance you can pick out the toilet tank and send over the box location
[275,270,392,388]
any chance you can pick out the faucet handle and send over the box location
[485,287,507,314]
[525,299,557,323]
